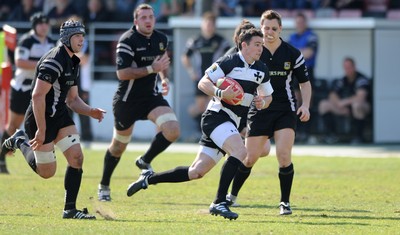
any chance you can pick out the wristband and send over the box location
[214,88,223,98]
[146,65,154,74]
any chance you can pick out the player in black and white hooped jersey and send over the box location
[126,28,273,220]
[0,12,55,174]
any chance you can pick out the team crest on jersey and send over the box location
[159,43,165,51]
[284,62,291,70]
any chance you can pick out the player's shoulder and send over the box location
[18,31,35,46]
[42,44,67,64]
[281,40,302,58]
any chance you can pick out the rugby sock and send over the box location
[279,163,294,203]
[141,132,171,164]
[231,163,252,196]
[64,166,82,211]
[20,142,37,172]
[0,131,10,162]
[148,166,190,184]
[214,156,241,204]
[100,150,120,186]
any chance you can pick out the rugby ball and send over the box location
[216,77,244,105]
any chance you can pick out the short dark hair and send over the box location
[134,3,153,20]
[238,28,263,50]
[260,10,282,26]
[233,19,255,46]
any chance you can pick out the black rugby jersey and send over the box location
[185,34,230,78]
[29,44,80,117]
[12,30,55,92]
[259,39,309,111]
[115,26,168,101]
[205,51,272,127]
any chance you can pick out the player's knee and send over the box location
[231,146,247,160]
[162,122,180,141]
[260,144,271,158]
[68,152,84,168]
[188,167,206,180]
[38,170,56,179]
[36,163,56,179]
[109,141,127,156]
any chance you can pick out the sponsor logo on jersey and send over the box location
[284,62,291,70]
[66,81,74,85]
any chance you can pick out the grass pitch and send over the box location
[0,147,399,234]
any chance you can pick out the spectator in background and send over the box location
[288,12,318,143]
[0,0,20,21]
[8,0,40,22]
[318,57,371,144]
[181,11,231,141]
[113,0,137,21]
[0,12,55,174]
[47,0,78,28]
[83,0,110,23]
[214,0,240,16]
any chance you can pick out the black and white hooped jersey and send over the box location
[115,26,168,102]
[12,29,55,92]
[30,44,80,117]
[205,51,273,127]
[184,34,230,79]
[259,39,309,112]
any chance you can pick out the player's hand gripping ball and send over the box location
[216,77,244,105]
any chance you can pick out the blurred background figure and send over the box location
[288,11,318,144]
[181,11,230,141]
[47,0,78,28]
[83,0,111,23]
[0,12,55,174]
[7,0,40,22]
[318,57,371,144]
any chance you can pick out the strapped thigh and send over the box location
[113,128,132,144]
[198,145,225,163]
[34,150,56,164]
[56,134,80,152]
[155,113,177,127]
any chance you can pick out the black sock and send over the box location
[100,150,120,186]
[64,166,82,211]
[322,113,335,134]
[141,132,171,164]
[231,163,252,196]
[354,119,365,140]
[20,142,37,173]
[148,166,190,185]
[279,163,294,203]
[0,131,10,162]
[214,157,242,204]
